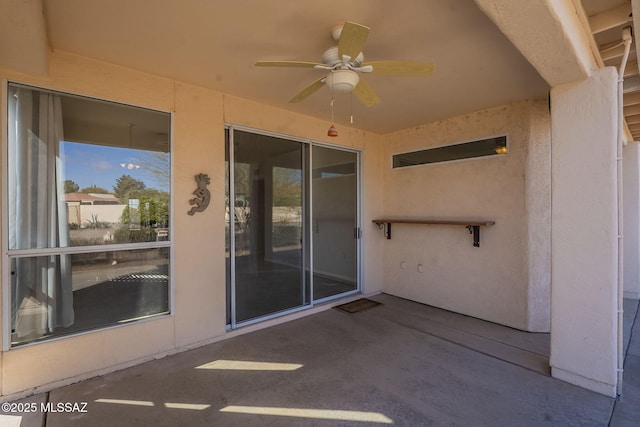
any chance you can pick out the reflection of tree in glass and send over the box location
[135,151,170,189]
[113,174,146,202]
[111,167,170,245]
[80,185,109,194]
[273,167,301,207]
[64,180,79,193]
[120,195,168,228]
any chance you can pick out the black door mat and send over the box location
[334,298,382,314]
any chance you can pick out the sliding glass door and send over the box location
[226,127,359,327]
[230,130,308,323]
[311,146,358,301]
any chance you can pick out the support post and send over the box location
[550,67,619,397]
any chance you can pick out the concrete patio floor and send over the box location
[2,293,639,426]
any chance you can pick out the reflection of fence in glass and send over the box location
[65,195,170,246]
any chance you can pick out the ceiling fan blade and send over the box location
[362,60,435,76]
[338,22,370,60]
[353,78,380,107]
[289,77,326,103]
[255,61,323,68]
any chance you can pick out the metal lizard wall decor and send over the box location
[188,173,211,215]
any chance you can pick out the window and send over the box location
[392,135,508,168]
[6,83,171,347]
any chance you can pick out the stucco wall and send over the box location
[550,67,618,397]
[0,51,384,397]
[623,141,640,299]
[381,100,550,331]
[525,101,552,331]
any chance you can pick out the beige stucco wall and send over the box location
[623,141,640,299]
[550,67,619,396]
[525,101,552,331]
[549,67,619,397]
[0,51,384,397]
[380,100,551,331]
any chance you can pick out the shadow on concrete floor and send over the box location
[5,293,640,426]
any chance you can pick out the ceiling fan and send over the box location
[255,21,435,107]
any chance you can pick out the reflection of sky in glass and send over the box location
[60,141,169,192]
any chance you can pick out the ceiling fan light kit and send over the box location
[326,69,360,93]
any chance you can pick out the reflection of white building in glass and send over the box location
[64,193,125,227]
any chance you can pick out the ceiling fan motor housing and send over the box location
[326,69,360,92]
[321,46,364,67]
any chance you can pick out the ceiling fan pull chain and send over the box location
[350,93,354,124]
[330,96,335,123]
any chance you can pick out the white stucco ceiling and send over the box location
[27,0,554,135]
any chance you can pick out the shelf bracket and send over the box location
[376,222,392,239]
[466,225,481,247]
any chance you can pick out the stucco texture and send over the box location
[381,100,550,332]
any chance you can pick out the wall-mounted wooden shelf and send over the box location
[371,218,495,247]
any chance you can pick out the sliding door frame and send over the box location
[225,124,362,329]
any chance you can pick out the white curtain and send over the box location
[9,86,73,339]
